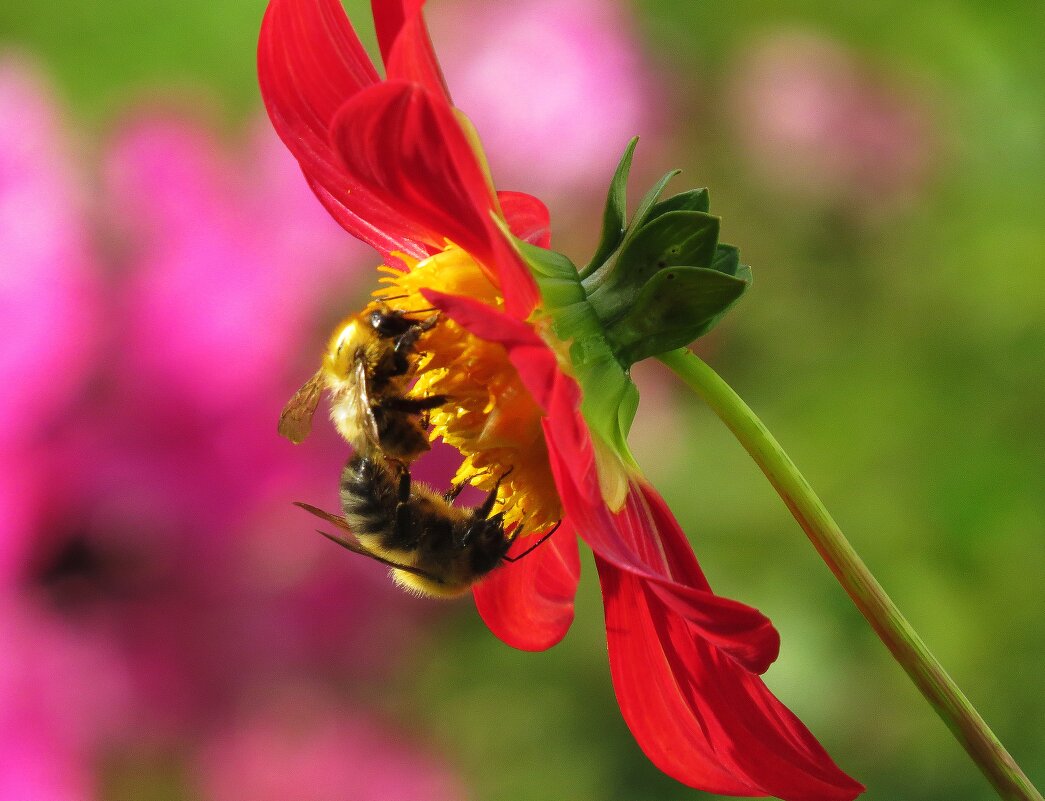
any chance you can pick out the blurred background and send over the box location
[1,0,1042,798]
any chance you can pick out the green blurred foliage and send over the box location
[0,0,377,122]
[4,0,1042,799]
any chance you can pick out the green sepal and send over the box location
[607,265,751,364]
[622,168,683,246]
[520,241,640,467]
[649,187,711,217]
[712,243,741,275]
[582,137,638,278]
[585,210,721,324]
[517,140,752,465]
[522,241,587,308]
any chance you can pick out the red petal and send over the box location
[423,291,776,668]
[261,0,377,123]
[599,557,864,800]
[486,228,542,318]
[330,82,490,259]
[547,457,781,674]
[498,191,552,248]
[258,0,430,261]
[422,290,862,798]
[376,0,452,100]
[473,524,581,652]
[332,82,538,316]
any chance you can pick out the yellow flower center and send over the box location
[369,246,562,536]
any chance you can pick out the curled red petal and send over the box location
[599,556,864,801]
[261,0,377,124]
[258,0,430,261]
[473,523,581,652]
[372,0,420,60]
[379,1,452,101]
[330,82,492,260]
[630,482,781,671]
[498,191,552,248]
[330,83,537,314]
[548,451,780,674]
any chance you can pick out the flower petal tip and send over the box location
[473,528,580,652]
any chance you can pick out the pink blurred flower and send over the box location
[430,0,660,200]
[0,57,108,796]
[0,59,460,798]
[0,55,97,445]
[34,109,431,734]
[0,597,134,801]
[731,32,933,204]
[0,731,91,801]
[0,451,40,589]
[195,692,463,801]
[106,113,364,416]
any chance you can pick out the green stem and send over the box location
[658,348,1042,801]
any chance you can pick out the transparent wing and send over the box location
[278,371,325,443]
[294,502,440,583]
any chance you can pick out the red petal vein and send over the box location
[332,83,538,314]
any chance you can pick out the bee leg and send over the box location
[388,318,437,373]
[401,311,440,334]
[475,466,514,520]
[459,468,513,548]
[393,325,424,354]
[443,465,496,504]
[391,460,411,501]
[377,395,449,414]
[389,462,421,550]
[444,482,467,504]
[502,520,563,563]
[418,311,440,329]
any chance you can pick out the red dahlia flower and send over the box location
[259,1,863,798]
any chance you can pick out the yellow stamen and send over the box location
[371,246,562,535]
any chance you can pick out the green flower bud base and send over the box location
[521,138,751,466]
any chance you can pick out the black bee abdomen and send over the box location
[339,456,398,536]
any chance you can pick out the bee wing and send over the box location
[294,502,355,532]
[350,352,382,451]
[278,371,325,443]
[294,502,442,584]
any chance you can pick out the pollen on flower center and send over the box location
[369,246,562,536]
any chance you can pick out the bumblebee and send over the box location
[279,307,446,461]
[296,456,560,598]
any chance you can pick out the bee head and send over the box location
[367,308,392,332]
[369,307,418,339]
[461,511,510,574]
